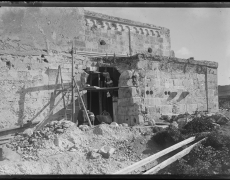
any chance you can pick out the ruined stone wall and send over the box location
[0,7,99,129]
[114,54,218,126]
[81,10,171,56]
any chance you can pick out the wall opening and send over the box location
[86,67,120,125]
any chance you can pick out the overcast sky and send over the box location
[85,7,230,85]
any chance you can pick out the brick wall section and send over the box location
[113,54,218,125]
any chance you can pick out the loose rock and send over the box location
[122,123,128,127]
[89,151,102,159]
[110,122,119,126]
[23,128,34,137]
[55,128,64,133]
[79,125,89,131]
[171,121,179,129]
[177,118,187,129]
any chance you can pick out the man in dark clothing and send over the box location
[76,108,84,126]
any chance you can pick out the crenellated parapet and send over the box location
[84,10,169,38]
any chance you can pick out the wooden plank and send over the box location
[144,138,207,174]
[0,135,13,141]
[113,136,196,174]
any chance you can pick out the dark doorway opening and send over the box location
[86,67,120,125]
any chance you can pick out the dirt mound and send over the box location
[0,122,162,174]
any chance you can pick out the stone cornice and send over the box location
[84,10,165,31]
[136,54,218,68]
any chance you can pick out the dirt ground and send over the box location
[0,124,164,174]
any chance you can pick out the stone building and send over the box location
[0,7,218,129]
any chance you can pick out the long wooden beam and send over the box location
[113,136,196,174]
[144,138,206,174]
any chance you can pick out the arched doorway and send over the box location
[86,67,120,125]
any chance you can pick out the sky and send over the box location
[85,7,230,85]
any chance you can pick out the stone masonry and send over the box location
[0,7,218,128]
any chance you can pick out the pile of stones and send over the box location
[160,111,229,130]
[7,120,75,161]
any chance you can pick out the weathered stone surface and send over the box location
[0,145,21,162]
[177,118,187,129]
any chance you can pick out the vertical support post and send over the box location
[72,40,75,122]
[90,73,92,111]
[59,65,67,120]
[128,27,132,56]
[98,73,102,114]
[205,66,209,112]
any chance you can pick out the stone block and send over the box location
[208,89,215,97]
[172,104,180,114]
[118,98,128,106]
[144,98,150,106]
[160,105,172,114]
[136,60,148,69]
[173,79,182,86]
[179,104,186,113]
[117,106,128,115]
[131,97,142,105]
[119,70,133,80]
[187,104,198,113]
[132,115,145,125]
[117,115,125,124]
[147,106,157,115]
[127,104,141,116]
[197,74,205,81]
[124,115,131,126]
[149,98,161,106]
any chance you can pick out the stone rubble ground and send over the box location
[0,120,162,174]
[0,110,229,175]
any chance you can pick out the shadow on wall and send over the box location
[15,65,74,127]
[15,84,81,127]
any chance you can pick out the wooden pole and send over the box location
[59,65,67,120]
[74,79,92,127]
[98,73,102,114]
[144,138,206,174]
[71,40,75,122]
[113,136,196,174]
[90,74,92,111]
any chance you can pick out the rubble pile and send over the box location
[0,121,161,174]
[7,120,75,161]
[159,111,229,131]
